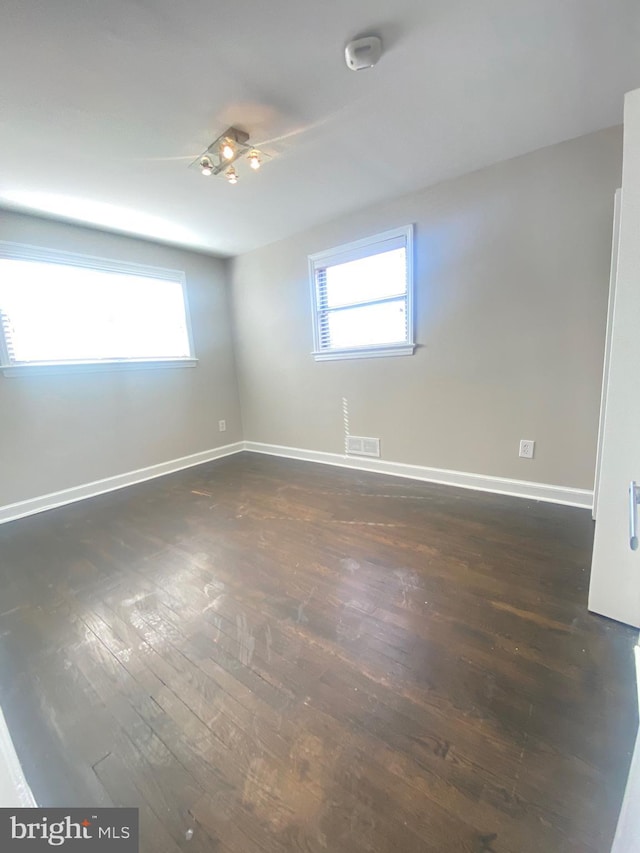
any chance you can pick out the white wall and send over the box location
[0,125,623,511]
[231,127,622,491]
[0,210,242,507]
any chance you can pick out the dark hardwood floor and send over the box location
[0,452,637,852]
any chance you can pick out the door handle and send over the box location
[630,481,640,550]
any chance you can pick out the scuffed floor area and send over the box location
[0,453,637,852]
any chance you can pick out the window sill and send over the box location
[1,358,198,377]
[312,343,415,362]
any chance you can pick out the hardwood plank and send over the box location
[0,452,636,852]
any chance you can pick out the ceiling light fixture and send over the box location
[190,126,267,185]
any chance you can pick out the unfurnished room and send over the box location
[1,2,640,851]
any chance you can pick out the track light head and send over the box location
[221,140,235,161]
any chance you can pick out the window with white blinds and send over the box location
[309,226,414,360]
[0,243,195,375]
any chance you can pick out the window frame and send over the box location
[308,225,415,361]
[0,241,197,377]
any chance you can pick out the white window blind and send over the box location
[309,226,414,361]
[0,243,195,374]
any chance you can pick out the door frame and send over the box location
[593,188,622,520]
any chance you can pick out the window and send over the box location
[309,225,414,361]
[0,242,195,375]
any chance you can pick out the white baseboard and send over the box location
[0,442,244,525]
[243,441,593,509]
[0,439,593,524]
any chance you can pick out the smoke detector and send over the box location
[345,36,382,71]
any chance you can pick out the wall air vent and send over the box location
[346,436,380,458]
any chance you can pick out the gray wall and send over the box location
[0,210,241,506]
[231,126,622,490]
[0,126,621,506]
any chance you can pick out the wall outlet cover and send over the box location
[519,439,535,459]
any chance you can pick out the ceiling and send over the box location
[1,0,639,256]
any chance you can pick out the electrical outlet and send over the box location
[218,419,226,432]
[519,439,535,459]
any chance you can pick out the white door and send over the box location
[589,88,640,629]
